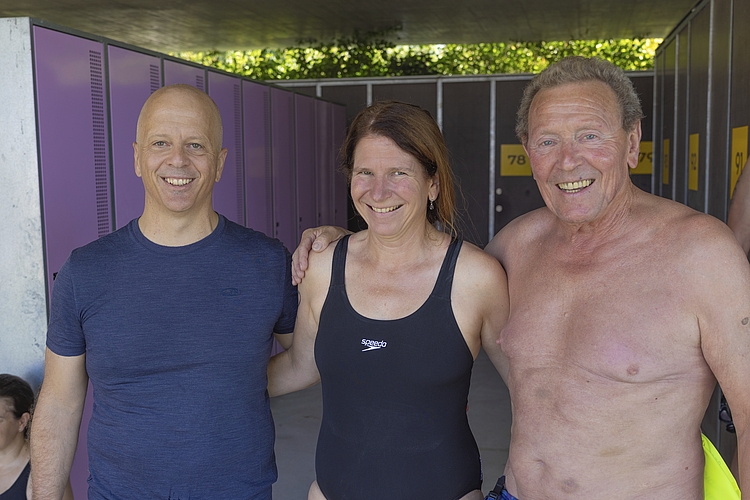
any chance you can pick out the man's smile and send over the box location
[557,179,593,193]
[163,177,194,186]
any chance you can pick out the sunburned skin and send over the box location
[490,195,728,499]
[484,76,750,499]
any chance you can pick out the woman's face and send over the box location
[349,135,439,239]
[0,398,28,450]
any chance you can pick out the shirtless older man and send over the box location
[294,56,750,499]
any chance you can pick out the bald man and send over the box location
[31,85,298,499]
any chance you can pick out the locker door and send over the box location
[209,71,245,225]
[494,79,545,235]
[270,87,297,250]
[675,27,689,204]
[653,50,665,194]
[686,6,710,213]
[34,26,111,294]
[164,59,206,90]
[443,81,491,246]
[33,25,111,500]
[661,39,677,200]
[332,104,349,228]
[295,94,317,237]
[243,80,273,236]
[315,100,333,225]
[706,0,731,221]
[108,45,162,229]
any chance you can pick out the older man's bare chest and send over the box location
[499,238,703,383]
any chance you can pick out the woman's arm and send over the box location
[268,245,334,396]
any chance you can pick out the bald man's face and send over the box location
[133,89,227,221]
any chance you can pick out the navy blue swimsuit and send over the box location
[314,236,481,500]
[0,461,30,500]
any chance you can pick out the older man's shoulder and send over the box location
[485,207,552,262]
[638,191,741,255]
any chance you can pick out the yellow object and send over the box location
[499,144,532,177]
[632,141,652,175]
[702,434,740,499]
[730,126,749,198]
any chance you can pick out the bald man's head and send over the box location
[136,84,223,152]
[133,84,228,224]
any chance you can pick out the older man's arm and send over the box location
[30,350,88,500]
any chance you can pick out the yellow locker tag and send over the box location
[500,144,532,177]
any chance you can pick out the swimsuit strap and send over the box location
[432,238,463,300]
[329,234,351,287]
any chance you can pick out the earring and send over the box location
[429,199,435,211]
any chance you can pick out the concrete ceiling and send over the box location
[1,0,698,53]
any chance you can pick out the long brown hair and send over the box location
[340,100,457,237]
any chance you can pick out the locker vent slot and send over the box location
[149,64,160,93]
[196,74,205,92]
[90,50,110,237]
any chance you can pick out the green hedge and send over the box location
[172,33,661,79]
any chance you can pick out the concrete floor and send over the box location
[270,349,512,498]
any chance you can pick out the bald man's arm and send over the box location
[30,350,88,500]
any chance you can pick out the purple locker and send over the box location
[108,46,162,229]
[243,80,273,236]
[332,104,349,228]
[271,87,297,250]
[34,26,112,292]
[315,100,333,225]
[208,71,245,225]
[163,59,206,90]
[295,94,317,238]
[33,26,111,500]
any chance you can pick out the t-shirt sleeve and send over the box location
[46,255,87,356]
[274,248,298,335]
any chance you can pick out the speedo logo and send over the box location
[361,339,387,351]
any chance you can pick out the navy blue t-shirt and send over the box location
[47,216,297,500]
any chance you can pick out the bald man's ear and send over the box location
[134,142,143,178]
[214,148,228,183]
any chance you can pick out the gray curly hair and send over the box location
[516,56,644,144]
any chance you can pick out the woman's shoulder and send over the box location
[453,239,508,297]
[301,236,339,293]
[457,239,506,274]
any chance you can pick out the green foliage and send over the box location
[172,33,661,80]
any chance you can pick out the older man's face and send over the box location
[524,80,640,227]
